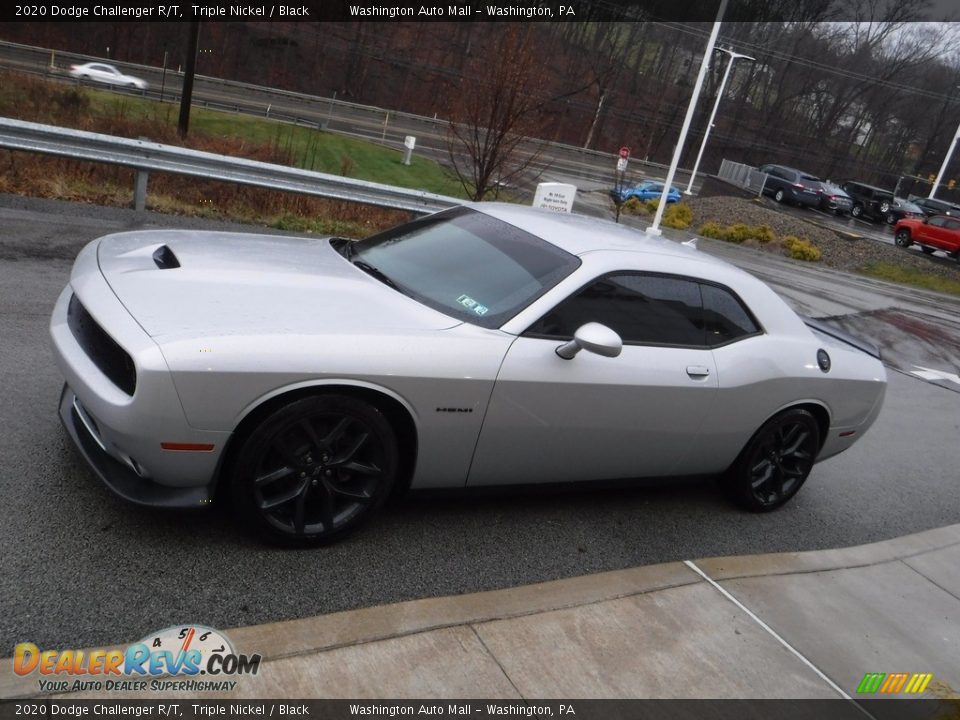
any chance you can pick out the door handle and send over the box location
[686,365,711,378]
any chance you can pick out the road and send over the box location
[1,193,959,654]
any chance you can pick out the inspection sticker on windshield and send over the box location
[457,294,489,315]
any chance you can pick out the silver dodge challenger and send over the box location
[50,203,887,544]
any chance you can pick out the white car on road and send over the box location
[68,62,148,90]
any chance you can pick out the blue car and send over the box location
[613,181,682,204]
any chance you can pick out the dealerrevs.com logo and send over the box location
[14,625,262,693]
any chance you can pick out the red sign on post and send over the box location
[619,146,631,160]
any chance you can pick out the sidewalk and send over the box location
[5,524,959,700]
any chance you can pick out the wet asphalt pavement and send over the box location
[1,194,958,652]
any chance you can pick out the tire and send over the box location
[724,409,820,512]
[894,228,912,247]
[885,213,897,225]
[879,200,891,214]
[851,204,863,218]
[231,395,398,545]
[774,189,786,203]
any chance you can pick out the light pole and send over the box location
[684,48,755,195]
[646,0,728,236]
[929,117,960,199]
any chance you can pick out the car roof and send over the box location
[842,180,892,193]
[469,202,721,263]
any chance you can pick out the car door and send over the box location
[917,215,950,247]
[467,272,719,486]
[87,64,111,83]
[943,219,960,252]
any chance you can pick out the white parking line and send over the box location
[910,366,960,385]
[683,560,877,715]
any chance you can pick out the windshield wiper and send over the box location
[331,237,355,260]
[353,260,399,290]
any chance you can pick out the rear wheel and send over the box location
[851,204,863,218]
[879,200,891,214]
[774,189,786,203]
[886,213,897,225]
[894,228,912,247]
[231,395,398,545]
[724,409,819,512]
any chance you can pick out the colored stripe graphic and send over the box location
[858,672,933,694]
[857,673,885,694]
[881,673,909,693]
[904,674,933,694]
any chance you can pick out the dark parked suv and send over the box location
[758,164,821,207]
[910,196,960,218]
[839,181,894,222]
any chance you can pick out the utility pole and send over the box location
[646,0,728,236]
[685,47,754,195]
[178,21,201,138]
[930,118,960,199]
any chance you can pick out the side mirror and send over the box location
[556,323,623,360]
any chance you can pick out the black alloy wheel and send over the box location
[725,409,820,512]
[894,229,912,248]
[232,395,398,545]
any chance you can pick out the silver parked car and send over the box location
[68,62,148,90]
[50,204,887,544]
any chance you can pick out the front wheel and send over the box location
[774,189,786,203]
[231,395,398,545]
[724,409,819,512]
[894,229,912,247]
[851,204,863,218]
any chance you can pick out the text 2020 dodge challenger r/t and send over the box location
[50,203,886,544]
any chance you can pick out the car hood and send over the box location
[96,229,460,339]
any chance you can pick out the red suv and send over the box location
[893,215,960,260]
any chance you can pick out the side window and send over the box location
[928,216,947,228]
[525,273,705,347]
[944,219,960,232]
[701,284,761,344]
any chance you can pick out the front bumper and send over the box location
[59,384,213,507]
[50,249,232,508]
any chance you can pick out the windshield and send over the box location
[336,207,580,329]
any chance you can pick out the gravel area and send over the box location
[686,196,960,282]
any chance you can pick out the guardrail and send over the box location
[0,117,463,215]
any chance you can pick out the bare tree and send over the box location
[445,26,549,202]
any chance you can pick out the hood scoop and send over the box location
[152,245,181,269]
